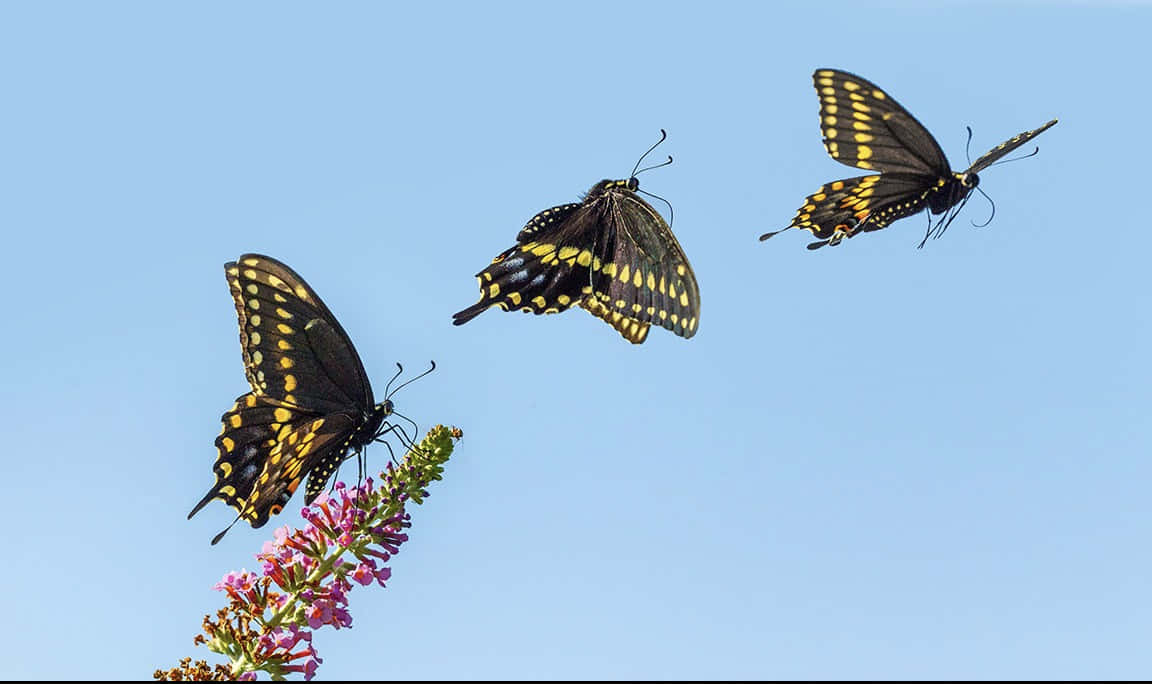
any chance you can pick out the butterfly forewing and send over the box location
[226,256,374,411]
[813,69,949,176]
[593,190,700,338]
[967,119,1059,174]
[580,297,650,344]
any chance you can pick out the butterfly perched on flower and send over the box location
[452,130,700,344]
[762,68,1057,249]
[189,254,432,544]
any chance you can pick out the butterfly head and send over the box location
[587,178,638,198]
[960,171,980,189]
[376,399,395,418]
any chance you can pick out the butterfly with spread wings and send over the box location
[452,131,700,344]
[762,68,1057,249]
[189,254,431,544]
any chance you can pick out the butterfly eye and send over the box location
[627,177,639,191]
[961,172,979,188]
[382,399,394,415]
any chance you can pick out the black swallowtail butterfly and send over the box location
[189,254,431,544]
[452,131,700,344]
[761,68,1057,249]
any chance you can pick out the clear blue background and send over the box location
[1,1,1147,679]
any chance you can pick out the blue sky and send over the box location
[1,1,1148,679]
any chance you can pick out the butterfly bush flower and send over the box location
[156,425,462,681]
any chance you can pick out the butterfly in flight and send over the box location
[189,254,433,544]
[761,68,1057,249]
[452,130,700,344]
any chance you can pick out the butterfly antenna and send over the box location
[637,187,675,227]
[984,146,1041,169]
[385,360,437,400]
[630,129,668,178]
[382,362,405,399]
[964,125,975,166]
[973,186,996,228]
[634,155,673,176]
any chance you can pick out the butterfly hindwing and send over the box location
[813,68,949,176]
[189,394,320,524]
[245,413,358,524]
[782,173,941,245]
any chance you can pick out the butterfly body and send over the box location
[454,173,700,343]
[189,254,401,544]
[764,69,1056,249]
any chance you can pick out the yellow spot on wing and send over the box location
[508,292,522,305]
[557,294,571,306]
[221,437,235,452]
[532,296,547,308]
[577,250,593,267]
[284,375,297,392]
[277,323,293,334]
[280,357,294,369]
[229,414,242,428]
[488,283,500,298]
[274,408,292,422]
